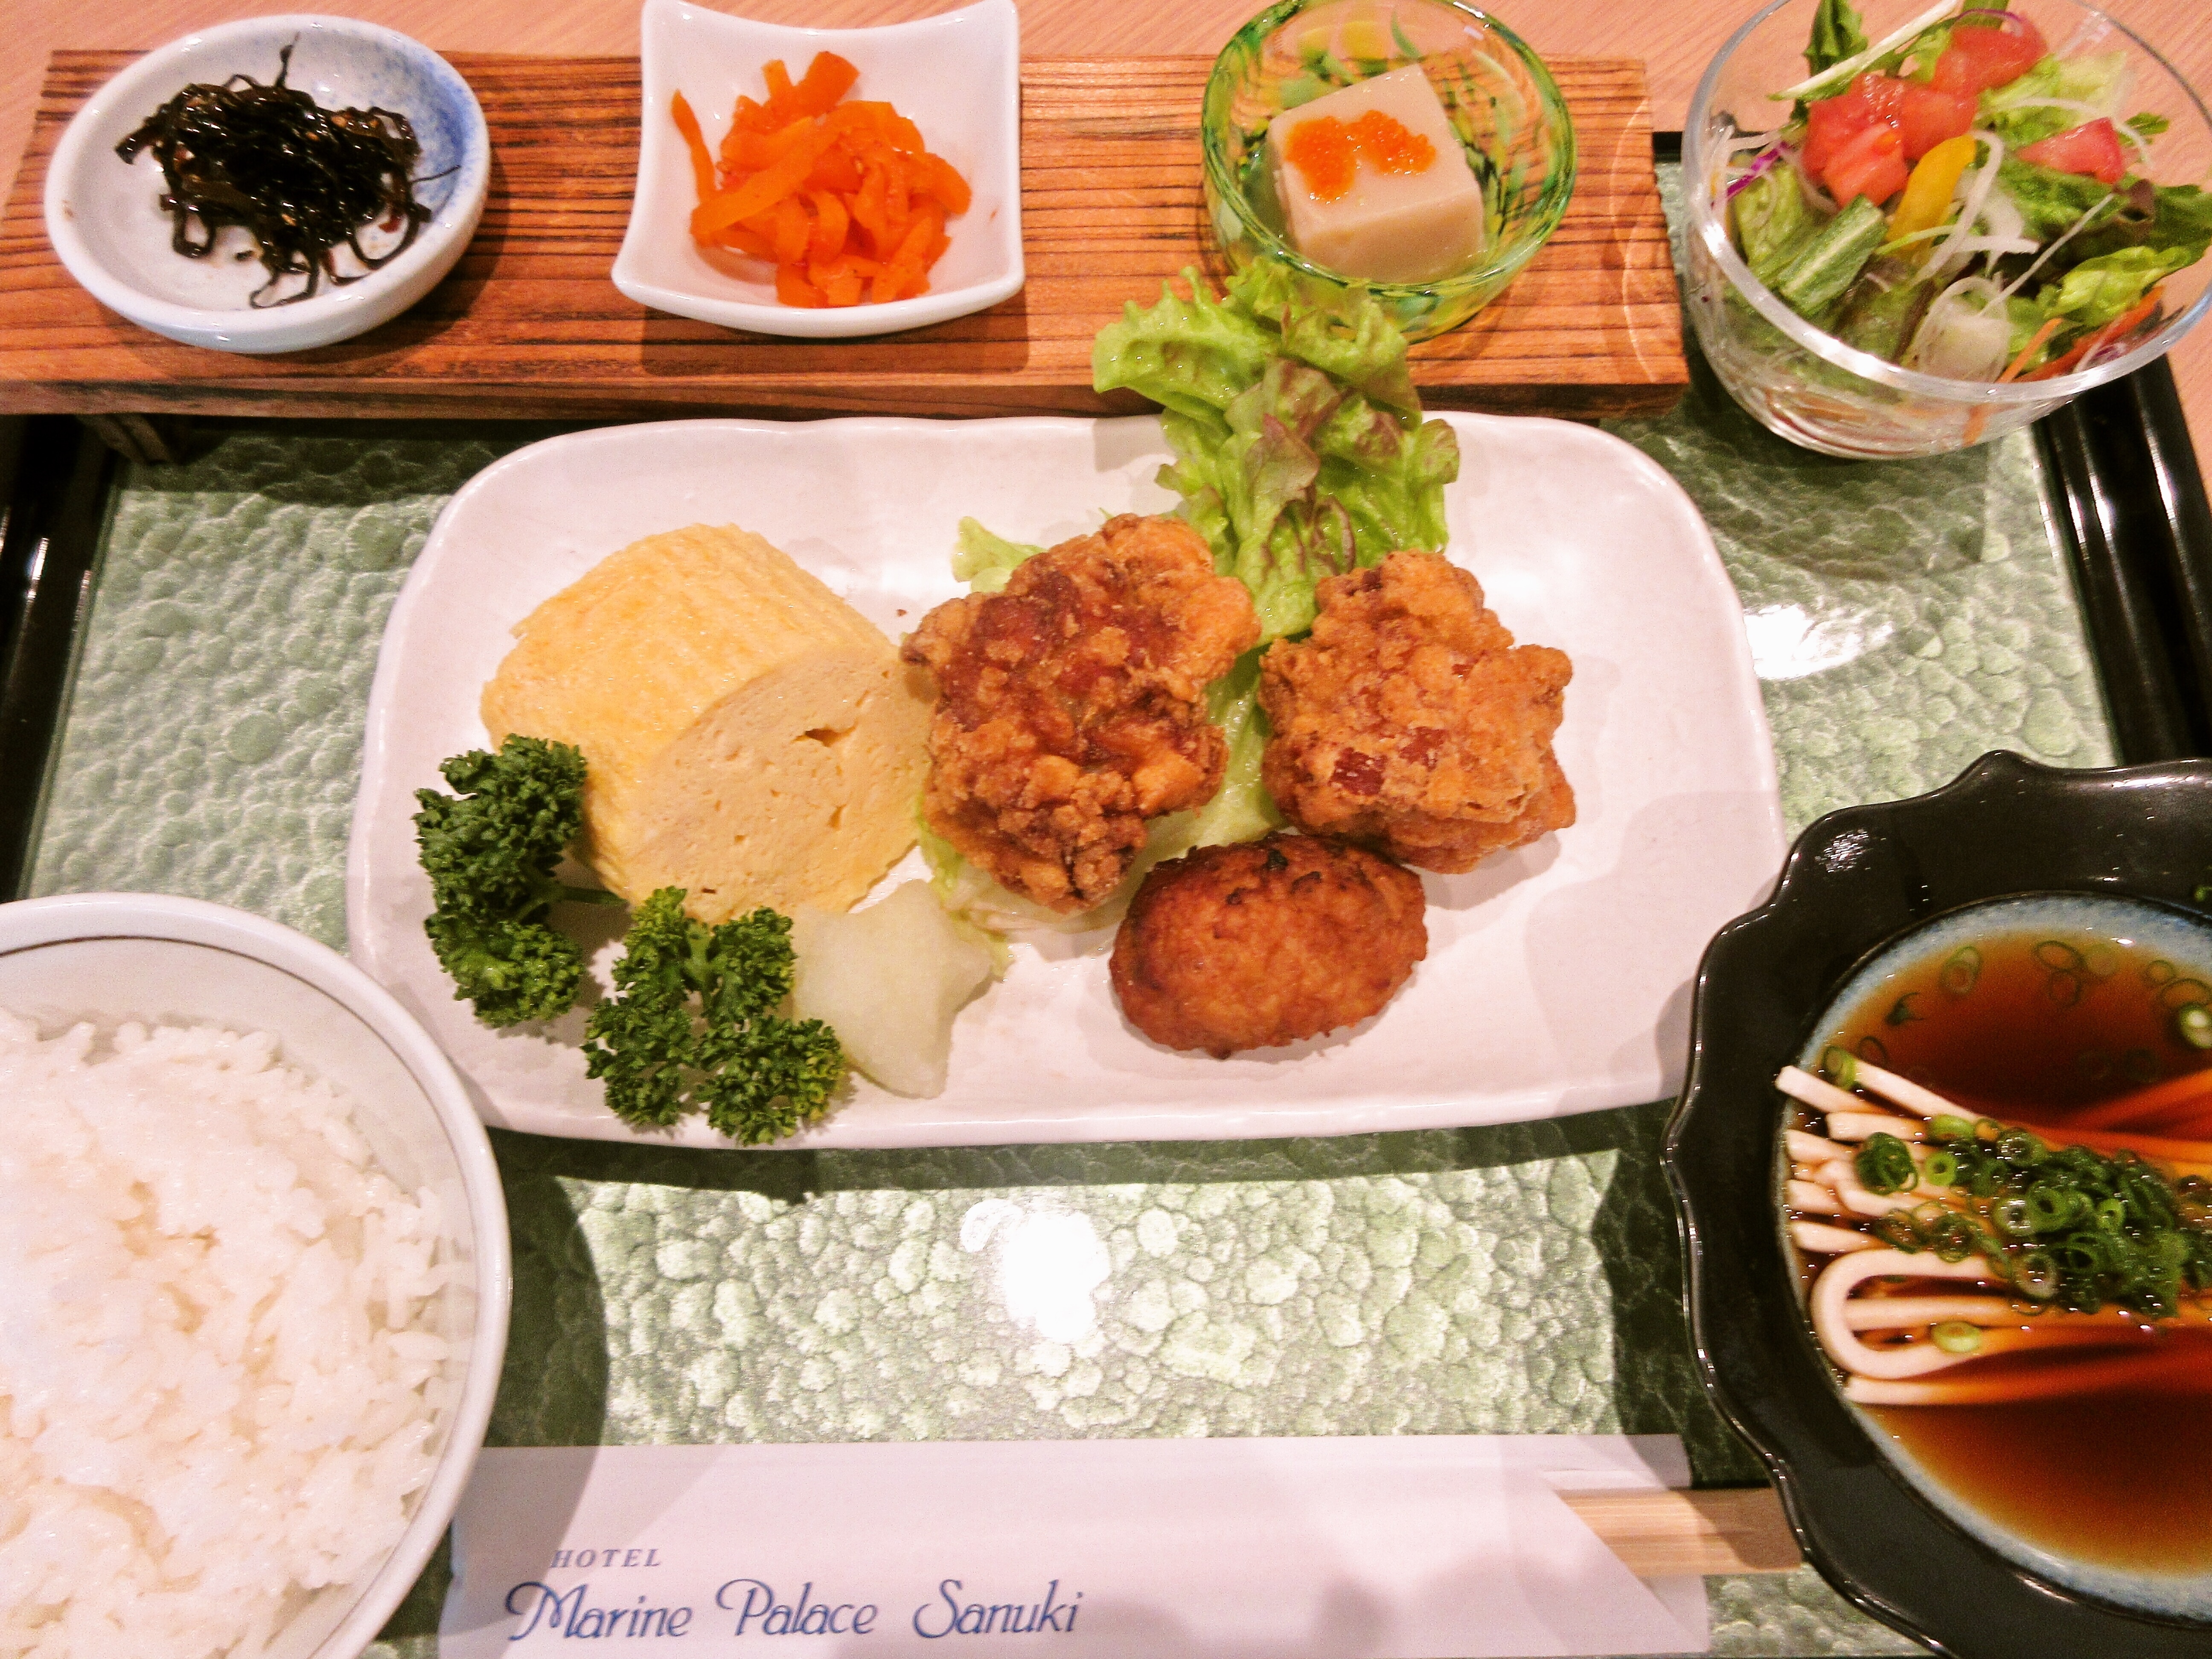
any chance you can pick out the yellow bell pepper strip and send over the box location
[1889,134,1979,259]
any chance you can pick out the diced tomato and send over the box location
[1852,71,1908,122]
[1802,87,1876,178]
[1825,120,1909,205]
[2017,117,2128,185]
[1896,81,1978,158]
[1930,16,2047,95]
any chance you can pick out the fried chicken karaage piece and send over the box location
[1259,551,1573,873]
[901,514,1259,913]
[1110,832,1427,1057]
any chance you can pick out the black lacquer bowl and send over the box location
[1668,751,2212,1659]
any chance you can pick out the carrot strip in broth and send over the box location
[2066,1062,2212,1130]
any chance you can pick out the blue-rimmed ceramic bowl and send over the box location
[44,15,489,353]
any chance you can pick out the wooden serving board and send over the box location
[0,52,1683,422]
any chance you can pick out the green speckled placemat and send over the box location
[21,199,2114,1656]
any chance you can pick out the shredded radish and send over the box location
[1908,276,2013,379]
[1979,185,2025,245]
[1925,130,2008,282]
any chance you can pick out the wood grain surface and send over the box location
[15,0,2196,461]
[0,50,1679,421]
[1561,1488,1803,1578]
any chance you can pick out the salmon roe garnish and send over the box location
[1284,108,1437,201]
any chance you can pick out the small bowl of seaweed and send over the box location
[44,14,488,354]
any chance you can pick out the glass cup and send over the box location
[1685,0,2212,458]
[1202,0,1575,341]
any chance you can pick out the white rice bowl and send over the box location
[0,894,508,1659]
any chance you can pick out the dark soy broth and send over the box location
[1826,928,2212,1120]
[1816,926,2212,1575]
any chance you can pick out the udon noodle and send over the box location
[1782,1052,2212,1405]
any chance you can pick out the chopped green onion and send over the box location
[2159,978,2212,1012]
[1931,1320,1983,1355]
[1819,1045,1858,1090]
[1872,1213,1924,1251]
[2017,1251,2061,1299]
[1940,946,1982,995]
[2179,1005,2212,1050]
[1789,1054,2212,1321]
[2027,1185,2084,1231]
[1857,1133,1920,1196]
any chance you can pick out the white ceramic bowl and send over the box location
[44,15,489,354]
[0,892,510,1659]
[613,0,1023,339]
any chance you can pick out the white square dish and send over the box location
[346,414,1786,1151]
[611,0,1023,339]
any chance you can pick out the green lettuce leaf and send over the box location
[1226,260,1421,415]
[1095,263,1458,643]
[1141,651,1284,863]
[1979,52,2130,148]
[2008,242,2196,358]
[1091,276,1276,420]
[1998,161,2212,271]
[1996,155,2119,244]
[2049,245,2197,323]
[951,518,1042,594]
[1805,0,1868,76]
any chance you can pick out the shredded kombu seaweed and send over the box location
[115,44,433,307]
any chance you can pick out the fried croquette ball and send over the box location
[1259,550,1573,873]
[1109,833,1427,1057]
[900,514,1260,914]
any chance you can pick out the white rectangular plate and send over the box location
[346,414,1784,1149]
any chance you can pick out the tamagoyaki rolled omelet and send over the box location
[480,523,928,923]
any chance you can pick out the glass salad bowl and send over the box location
[1685,0,2212,458]
[1201,0,1575,341]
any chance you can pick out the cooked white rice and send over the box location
[0,1011,453,1659]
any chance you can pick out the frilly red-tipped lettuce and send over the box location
[1094,262,1458,641]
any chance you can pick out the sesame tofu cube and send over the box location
[1266,65,1486,285]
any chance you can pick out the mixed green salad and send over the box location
[1726,0,2212,381]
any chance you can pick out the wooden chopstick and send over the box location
[1561,1487,1802,1578]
